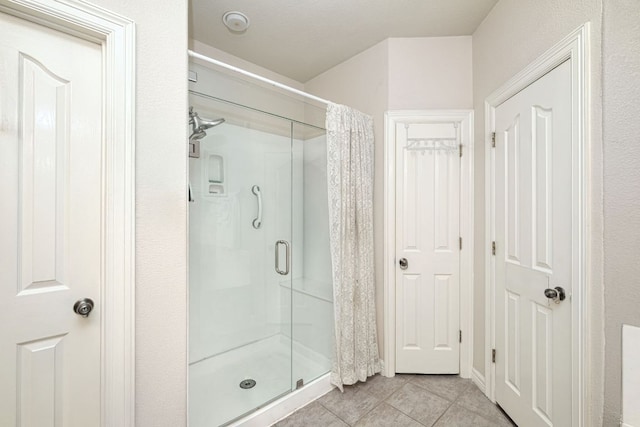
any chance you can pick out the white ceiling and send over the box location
[189,0,498,83]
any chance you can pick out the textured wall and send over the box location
[602,1,640,424]
[86,0,189,425]
[388,37,473,110]
[471,3,603,423]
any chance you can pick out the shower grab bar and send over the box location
[275,240,290,275]
[252,185,262,229]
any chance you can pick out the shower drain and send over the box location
[239,379,256,389]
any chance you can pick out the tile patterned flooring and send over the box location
[274,374,516,427]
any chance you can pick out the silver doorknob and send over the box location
[399,258,408,270]
[73,298,94,317]
[544,287,566,303]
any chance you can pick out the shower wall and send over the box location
[189,124,303,362]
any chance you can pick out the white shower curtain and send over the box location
[326,103,381,391]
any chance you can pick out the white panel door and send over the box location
[0,11,103,427]
[494,60,572,426]
[395,122,460,374]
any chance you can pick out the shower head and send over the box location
[188,107,224,159]
[189,107,225,134]
[194,116,225,130]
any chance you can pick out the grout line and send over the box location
[423,380,473,427]
[451,382,514,425]
[357,401,392,426]
[382,401,431,427]
[407,377,471,402]
[317,397,356,426]
[430,382,472,427]
[381,380,448,426]
[302,376,510,427]
[383,383,433,426]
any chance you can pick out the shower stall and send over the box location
[188,60,334,426]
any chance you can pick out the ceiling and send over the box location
[189,0,498,83]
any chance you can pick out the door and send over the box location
[0,11,103,426]
[395,121,460,374]
[494,60,572,426]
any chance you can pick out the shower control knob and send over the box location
[73,298,94,317]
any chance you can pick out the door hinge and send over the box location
[459,144,463,157]
[492,349,496,363]
[459,237,462,250]
[459,330,462,343]
[492,241,496,256]
[491,132,496,148]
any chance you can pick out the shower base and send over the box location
[189,334,330,427]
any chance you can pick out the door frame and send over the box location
[383,109,474,379]
[485,24,590,426]
[0,0,136,425]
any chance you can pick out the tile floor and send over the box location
[274,374,516,427]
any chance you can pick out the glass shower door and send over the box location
[290,122,333,390]
[188,94,293,427]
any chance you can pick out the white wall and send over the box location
[305,37,472,356]
[388,37,473,110]
[602,1,640,424]
[86,0,189,425]
[472,0,603,424]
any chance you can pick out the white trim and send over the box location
[484,24,590,427]
[383,109,474,379]
[472,367,486,393]
[188,50,331,106]
[231,373,334,427]
[0,1,136,425]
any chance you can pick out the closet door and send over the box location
[493,59,572,427]
[395,122,461,374]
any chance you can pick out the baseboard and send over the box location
[471,367,486,393]
[230,373,334,427]
[380,359,388,376]
[621,423,636,427]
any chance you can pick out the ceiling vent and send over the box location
[222,11,250,33]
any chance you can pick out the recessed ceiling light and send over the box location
[222,11,250,33]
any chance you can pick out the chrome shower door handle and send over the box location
[252,185,262,229]
[275,240,290,275]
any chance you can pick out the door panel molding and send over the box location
[485,24,590,427]
[0,1,136,425]
[383,110,474,378]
